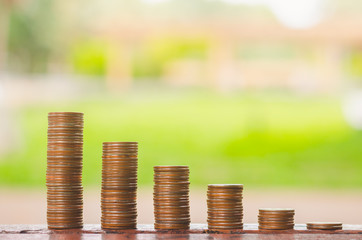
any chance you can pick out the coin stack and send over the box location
[153,166,190,230]
[258,208,295,230]
[47,112,84,229]
[307,222,342,230]
[101,142,138,230]
[207,184,243,230]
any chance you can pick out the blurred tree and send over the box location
[348,51,362,81]
[0,0,14,71]
[133,37,208,79]
[7,0,55,73]
[71,39,107,77]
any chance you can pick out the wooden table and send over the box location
[1,224,362,239]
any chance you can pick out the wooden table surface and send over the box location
[1,224,362,239]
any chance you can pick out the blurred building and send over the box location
[1,0,362,94]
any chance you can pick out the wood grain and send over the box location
[1,224,361,240]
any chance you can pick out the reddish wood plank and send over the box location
[1,234,362,240]
[1,223,362,240]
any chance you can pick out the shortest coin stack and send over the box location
[207,184,243,230]
[258,208,295,230]
[307,222,343,230]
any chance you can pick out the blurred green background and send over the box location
[1,92,361,188]
[1,0,362,189]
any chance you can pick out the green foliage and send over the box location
[70,39,108,77]
[133,38,208,78]
[0,93,361,189]
[347,51,362,78]
[7,0,54,73]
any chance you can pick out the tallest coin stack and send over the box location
[46,112,84,229]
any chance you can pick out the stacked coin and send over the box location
[307,222,342,230]
[153,166,190,230]
[258,208,295,230]
[47,112,84,229]
[207,184,243,230]
[101,142,138,230]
